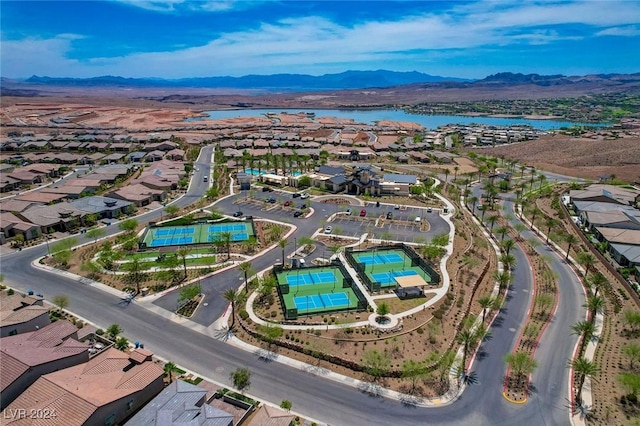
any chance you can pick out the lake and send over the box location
[189,108,604,130]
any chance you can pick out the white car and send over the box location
[415,216,422,222]
[300,193,310,199]
[324,226,333,234]
[345,209,352,215]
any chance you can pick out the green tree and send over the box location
[544,218,557,243]
[478,295,495,323]
[486,215,499,231]
[362,349,391,382]
[230,367,251,394]
[571,320,596,357]
[564,234,579,261]
[86,227,106,243]
[257,324,283,351]
[576,252,596,279]
[223,288,240,331]
[623,342,640,369]
[239,261,254,295]
[501,239,515,256]
[584,295,605,322]
[122,258,149,294]
[376,303,390,317]
[118,218,138,234]
[176,246,192,279]
[587,271,607,298]
[178,283,201,304]
[52,294,69,312]
[115,337,129,351]
[280,400,292,412]
[298,175,311,188]
[504,351,538,381]
[571,357,599,407]
[401,359,426,394]
[619,373,640,398]
[164,204,179,217]
[535,293,554,319]
[107,323,123,340]
[164,361,179,383]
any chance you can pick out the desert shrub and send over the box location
[239,310,249,320]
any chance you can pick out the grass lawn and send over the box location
[382,293,435,314]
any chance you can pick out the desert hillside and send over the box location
[474,134,640,183]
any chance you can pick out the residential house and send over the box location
[131,175,178,191]
[246,405,294,426]
[6,170,43,185]
[1,348,164,426]
[570,184,639,207]
[108,184,166,207]
[128,152,147,163]
[18,202,85,232]
[0,200,39,214]
[145,150,165,162]
[379,174,417,196]
[40,185,87,200]
[0,294,50,338]
[0,176,20,192]
[0,212,41,241]
[594,227,640,267]
[347,167,381,196]
[0,321,89,410]
[70,196,133,219]
[165,148,185,161]
[126,380,235,426]
[15,192,67,205]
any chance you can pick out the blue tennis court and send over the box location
[208,224,247,233]
[207,233,249,242]
[372,269,418,285]
[286,272,337,286]
[294,292,350,310]
[357,253,403,265]
[155,227,194,236]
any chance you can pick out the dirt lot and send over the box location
[476,134,640,183]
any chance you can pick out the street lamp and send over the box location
[45,235,51,257]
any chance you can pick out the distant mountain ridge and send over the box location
[23,70,470,91]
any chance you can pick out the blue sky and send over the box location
[1,1,639,79]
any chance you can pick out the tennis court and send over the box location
[276,266,366,317]
[294,292,351,310]
[349,248,434,289]
[142,221,255,248]
[286,271,337,286]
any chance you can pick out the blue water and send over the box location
[244,168,267,176]
[188,108,605,130]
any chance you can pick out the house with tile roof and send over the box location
[1,348,163,426]
[0,294,50,338]
[246,405,294,426]
[0,321,89,410]
[125,380,235,426]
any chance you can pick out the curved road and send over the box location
[0,157,583,425]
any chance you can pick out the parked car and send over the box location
[300,193,310,199]
[427,207,433,213]
[386,212,393,219]
[292,193,301,198]
[293,211,303,217]
[284,200,292,206]
[233,211,243,217]
[415,216,422,222]
[360,209,367,217]
[394,204,400,210]
[262,186,274,192]
[203,176,208,182]
[345,208,352,215]
[324,226,333,234]
[267,198,277,203]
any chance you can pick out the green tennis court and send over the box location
[352,248,433,288]
[276,266,362,316]
[141,221,255,248]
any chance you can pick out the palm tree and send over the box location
[494,270,512,293]
[456,329,477,372]
[500,253,516,270]
[453,165,459,182]
[513,223,527,241]
[176,246,192,279]
[571,320,596,357]
[504,351,538,383]
[495,226,509,241]
[487,215,499,232]
[219,232,232,260]
[571,357,599,407]
[278,239,287,266]
[587,272,608,298]
[584,295,605,321]
[239,261,254,295]
[164,361,178,384]
[544,218,557,243]
[537,173,547,190]
[223,288,240,331]
[576,252,596,279]
[478,295,495,323]
[564,234,578,261]
[501,239,516,255]
[528,206,542,229]
[468,195,478,214]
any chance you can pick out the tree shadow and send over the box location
[491,315,505,328]
[255,348,277,363]
[465,370,478,385]
[357,381,383,398]
[399,393,421,408]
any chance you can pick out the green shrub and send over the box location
[95,329,105,335]
[239,310,249,320]
[416,327,424,334]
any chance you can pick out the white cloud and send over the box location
[113,0,263,13]
[595,25,640,37]
[3,1,640,78]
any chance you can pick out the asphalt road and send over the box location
[0,157,584,426]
